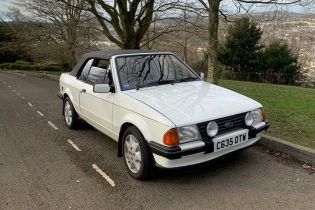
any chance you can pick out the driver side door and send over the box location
[79,59,116,137]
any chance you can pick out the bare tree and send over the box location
[85,0,155,49]
[140,4,207,63]
[75,0,180,49]
[178,9,190,62]
[0,9,33,62]
[24,0,90,67]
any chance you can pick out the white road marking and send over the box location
[92,164,115,187]
[67,139,81,152]
[37,111,44,117]
[28,102,33,107]
[8,85,11,88]
[48,121,58,130]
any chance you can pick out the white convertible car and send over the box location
[58,50,269,179]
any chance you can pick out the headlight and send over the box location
[252,108,264,125]
[245,112,254,126]
[245,108,264,126]
[206,121,218,137]
[177,125,201,143]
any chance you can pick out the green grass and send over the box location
[37,71,63,76]
[13,70,63,79]
[219,80,315,149]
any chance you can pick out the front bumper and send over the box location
[150,121,270,168]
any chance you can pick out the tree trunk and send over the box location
[206,0,220,84]
[68,44,77,69]
[66,26,78,69]
[124,31,141,49]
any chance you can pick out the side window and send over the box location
[78,59,93,81]
[96,59,109,69]
[86,59,111,85]
[87,67,107,85]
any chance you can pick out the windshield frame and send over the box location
[113,52,201,91]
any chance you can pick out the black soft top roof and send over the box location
[70,49,156,76]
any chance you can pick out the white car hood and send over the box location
[125,81,262,126]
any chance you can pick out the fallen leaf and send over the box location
[303,164,311,169]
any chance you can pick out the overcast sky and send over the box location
[0,0,18,8]
[0,0,311,14]
[0,0,13,9]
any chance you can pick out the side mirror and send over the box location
[199,72,205,80]
[93,84,111,93]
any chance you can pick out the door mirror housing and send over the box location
[198,72,205,80]
[93,84,111,93]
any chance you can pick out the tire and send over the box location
[122,126,154,180]
[63,97,79,129]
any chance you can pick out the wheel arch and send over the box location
[117,119,152,157]
[63,87,74,102]
[117,122,134,157]
[62,93,70,116]
[62,87,78,115]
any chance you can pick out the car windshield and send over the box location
[115,54,200,91]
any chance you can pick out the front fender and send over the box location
[118,113,153,142]
[115,110,171,145]
[116,112,172,157]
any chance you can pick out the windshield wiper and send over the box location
[136,79,176,90]
[175,77,199,83]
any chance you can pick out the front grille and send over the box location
[197,112,246,140]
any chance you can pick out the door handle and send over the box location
[81,89,86,93]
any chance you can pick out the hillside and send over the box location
[258,12,315,79]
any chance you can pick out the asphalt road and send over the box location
[0,70,314,210]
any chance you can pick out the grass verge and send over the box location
[219,80,315,149]
[6,70,63,80]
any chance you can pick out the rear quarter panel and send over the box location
[60,73,80,113]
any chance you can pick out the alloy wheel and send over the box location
[64,101,73,126]
[124,134,142,174]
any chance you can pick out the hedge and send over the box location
[0,62,62,72]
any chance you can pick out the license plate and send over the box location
[213,130,248,152]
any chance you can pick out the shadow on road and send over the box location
[150,151,247,182]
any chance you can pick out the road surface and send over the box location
[0,70,314,210]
